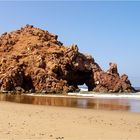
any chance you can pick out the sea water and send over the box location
[0,86,140,113]
[69,85,140,112]
[0,93,140,113]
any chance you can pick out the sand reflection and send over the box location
[0,94,134,112]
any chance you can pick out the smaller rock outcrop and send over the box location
[93,63,135,93]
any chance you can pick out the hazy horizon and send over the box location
[0,1,140,87]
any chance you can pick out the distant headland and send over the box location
[0,25,136,94]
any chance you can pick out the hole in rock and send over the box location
[65,70,95,92]
[22,75,34,91]
[78,84,88,92]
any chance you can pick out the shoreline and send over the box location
[1,93,140,113]
[1,92,140,101]
[1,91,140,99]
[68,92,140,99]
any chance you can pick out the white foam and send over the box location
[68,92,140,99]
[80,88,88,91]
[26,92,140,100]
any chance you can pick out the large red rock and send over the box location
[0,25,135,93]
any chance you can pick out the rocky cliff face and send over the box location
[0,25,135,93]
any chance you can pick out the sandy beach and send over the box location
[0,101,140,140]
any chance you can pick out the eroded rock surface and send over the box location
[0,25,135,93]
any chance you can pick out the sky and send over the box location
[0,1,140,87]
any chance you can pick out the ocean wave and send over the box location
[68,92,140,99]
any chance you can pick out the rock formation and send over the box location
[0,25,135,93]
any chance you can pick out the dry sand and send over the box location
[0,101,140,140]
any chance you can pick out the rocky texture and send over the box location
[0,25,135,93]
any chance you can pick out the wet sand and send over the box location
[0,101,140,140]
[1,94,140,112]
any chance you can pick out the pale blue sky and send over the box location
[0,1,140,86]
